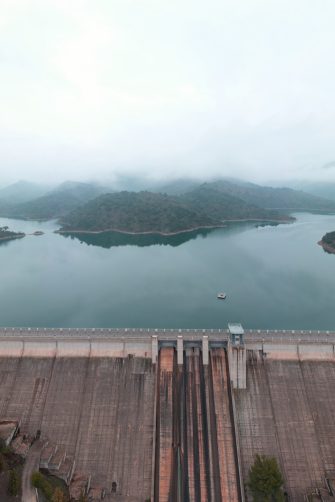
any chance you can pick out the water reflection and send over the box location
[59,221,284,249]
[0,239,13,248]
[60,228,216,248]
[0,236,26,247]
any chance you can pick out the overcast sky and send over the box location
[1,0,335,185]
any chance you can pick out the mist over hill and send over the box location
[58,184,295,234]
[286,181,335,202]
[0,181,110,220]
[204,180,335,212]
[1,178,335,235]
[180,185,288,221]
[0,180,51,204]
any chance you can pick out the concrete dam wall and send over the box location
[1,327,335,501]
[235,355,335,500]
[0,354,155,500]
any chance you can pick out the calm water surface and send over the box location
[1,213,335,330]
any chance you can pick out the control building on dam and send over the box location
[1,325,335,500]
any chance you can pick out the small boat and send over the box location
[217,292,226,300]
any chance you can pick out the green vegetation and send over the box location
[31,471,68,501]
[0,226,25,241]
[180,185,290,221]
[0,453,7,472]
[205,179,335,211]
[31,471,53,500]
[320,231,335,253]
[58,186,295,234]
[59,191,222,234]
[52,487,68,502]
[247,454,285,502]
[0,439,24,500]
[7,469,20,496]
[0,438,8,453]
[2,177,335,234]
[321,231,335,246]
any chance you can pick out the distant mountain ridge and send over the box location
[179,185,288,221]
[203,180,335,211]
[0,181,110,220]
[0,180,51,204]
[1,178,335,235]
[287,181,335,202]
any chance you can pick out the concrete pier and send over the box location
[151,335,158,364]
[177,335,183,365]
[202,335,209,365]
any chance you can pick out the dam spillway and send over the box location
[155,346,240,501]
[1,327,335,500]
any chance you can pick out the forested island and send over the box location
[57,189,293,235]
[318,231,335,254]
[0,226,25,241]
[57,191,225,235]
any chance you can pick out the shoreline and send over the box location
[55,218,293,237]
[318,240,335,254]
[56,224,227,237]
[0,234,25,242]
[220,217,295,223]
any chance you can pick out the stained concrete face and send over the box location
[235,355,335,500]
[0,355,155,500]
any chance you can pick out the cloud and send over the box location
[322,161,335,170]
[1,0,335,183]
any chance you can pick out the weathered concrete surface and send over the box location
[235,356,335,500]
[0,355,155,501]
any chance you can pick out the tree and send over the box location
[247,454,285,502]
[0,438,7,453]
[8,469,20,496]
[31,471,53,500]
[78,492,88,502]
[31,471,44,488]
[0,453,7,472]
[52,487,67,502]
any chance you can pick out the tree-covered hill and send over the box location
[0,180,51,204]
[1,177,335,226]
[180,185,292,221]
[58,187,294,235]
[205,180,335,212]
[58,191,223,234]
[0,182,109,220]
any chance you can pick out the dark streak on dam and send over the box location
[1,327,335,501]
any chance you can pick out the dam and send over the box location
[1,326,335,501]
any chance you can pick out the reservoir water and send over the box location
[1,213,335,330]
